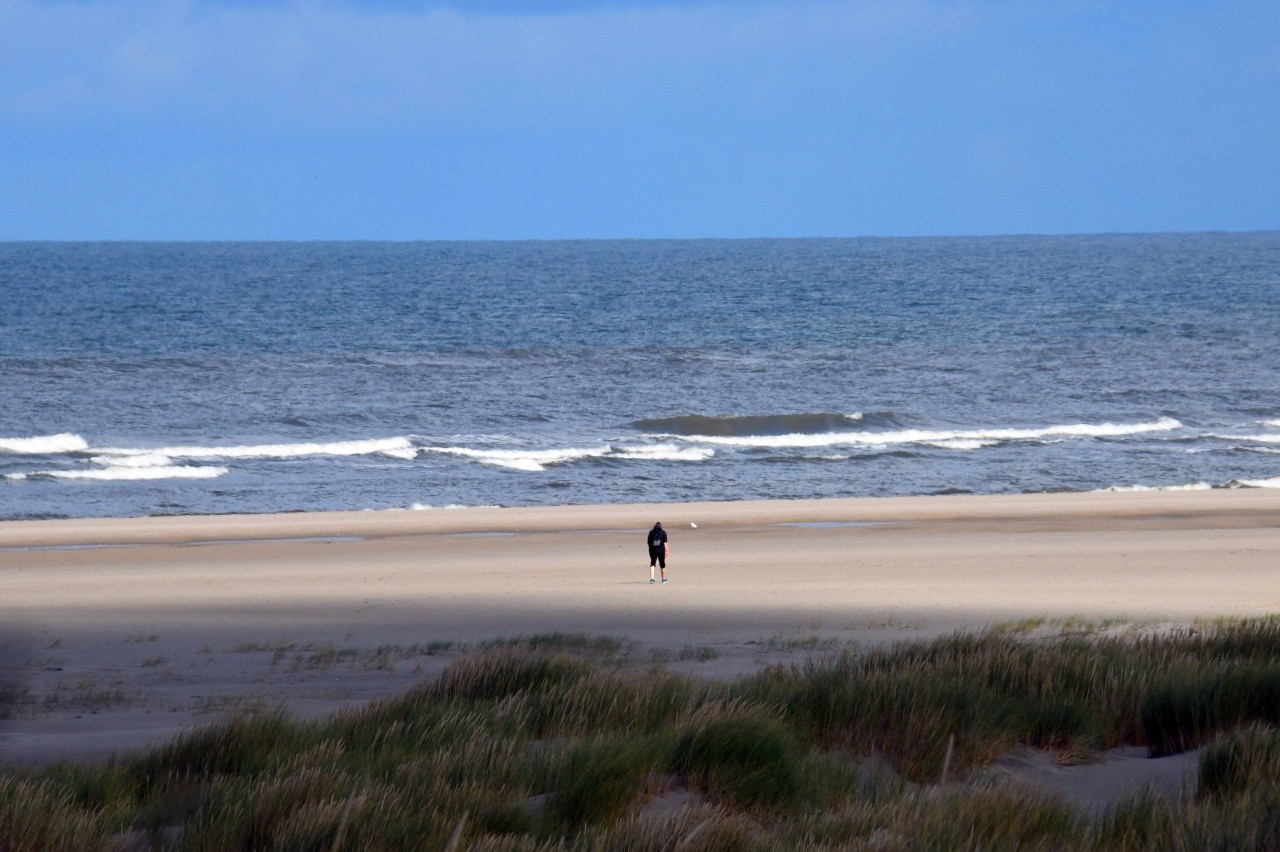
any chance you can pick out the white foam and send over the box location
[23,465,228,481]
[0,433,90,454]
[426,441,715,471]
[1099,481,1212,493]
[1207,432,1280,444]
[1235,477,1280,489]
[922,439,999,451]
[94,437,416,461]
[428,445,611,472]
[409,503,501,510]
[611,443,715,462]
[670,417,1183,450]
[90,453,174,468]
[1043,417,1183,437]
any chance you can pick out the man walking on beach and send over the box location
[647,522,668,584]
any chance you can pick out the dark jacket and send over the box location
[647,524,668,553]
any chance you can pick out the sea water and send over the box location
[1,234,1277,520]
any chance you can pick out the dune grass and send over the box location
[6,618,1280,848]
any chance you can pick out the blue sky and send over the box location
[1,0,1277,240]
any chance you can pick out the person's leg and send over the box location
[650,555,656,583]
[659,552,667,582]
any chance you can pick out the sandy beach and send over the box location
[2,488,1278,801]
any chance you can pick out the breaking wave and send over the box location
[423,443,714,472]
[1233,476,1280,488]
[93,437,418,462]
[1099,481,1213,492]
[425,445,613,472]
[657,417,1183,449]
[1206,431,1280,445]
[0,433,90,454]
[610,443,715,462]
[633,412,892,437]
[1102,475,1280,491]
[2,435,416,486]
[10,465,228,481]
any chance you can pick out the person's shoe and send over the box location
[650,579,656,584]
[661,578,668,584]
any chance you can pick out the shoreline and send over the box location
[2,486,1277,548]
[2,487,1279,767]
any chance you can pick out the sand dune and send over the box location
[2,489,1278,779]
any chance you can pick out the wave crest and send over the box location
[0,433,90,454]
[424,442,714,471]
[612,443,715,462]
[663,417,1183,449]
[1233,476,1280,489]
[17,465,228,481]
[1100,481,1213,492]
[94,437,417,462]
[426,445,612,472]
[632,412,887,437]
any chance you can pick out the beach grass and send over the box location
[7,618,1280,848]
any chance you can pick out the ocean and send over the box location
[1,233,1277,521]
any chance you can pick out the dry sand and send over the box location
[2,488,1278,805]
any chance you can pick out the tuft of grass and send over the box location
[42,681,132,713]
[228,639,458,673]
[1059,615,1102,635]
[681,644,720,661]
[1093,787,1180,851]
[1198,722,1280,801]
[0,684,34,720]
[545,735,661,828]
[751,633,839,653]
[844,617,923,630]
[1142,662,1280,757]
[421,647,596,705]
[0,775,128,851]
[481,633,626,655]
[126,708,311,798]
[791,782,1081,849]
[650,644,720,664]
[3,675,133,716]
[191,696,273,716]
[992,617,1049,635]
[669,711,803,810]
[285,645,358,672]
